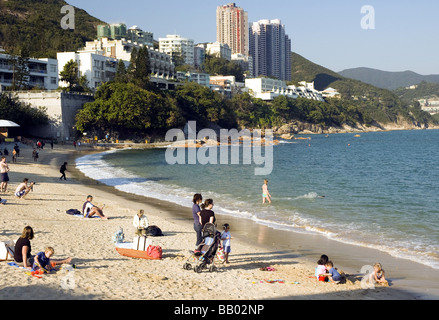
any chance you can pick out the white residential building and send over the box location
[176,71,210,87]
[0,53,58,91]
[159,34,194,66]
[231,53,253,77]
[210,75,244,97]
[245,77,324,102]
[81,38,175,80]
[127,25,154,47]
[57,51,119,90]
[205,42,232,61]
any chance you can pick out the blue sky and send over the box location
[66,0,439,74]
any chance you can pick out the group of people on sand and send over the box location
[192,193,232,264]
[187,180,272,264]
[1,154,36,200]
[13,226,72,271]
[315,254,388,286]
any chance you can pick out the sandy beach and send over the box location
[0,142,438,302]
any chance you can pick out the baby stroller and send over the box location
[183,223,221,273]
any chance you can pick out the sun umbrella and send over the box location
[0,120,20,127]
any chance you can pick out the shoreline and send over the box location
[70,144,439,300]
[0,143,437,300]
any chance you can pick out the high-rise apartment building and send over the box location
[249,19,292,81]
[216,3,249,56]
[159,34,194,66]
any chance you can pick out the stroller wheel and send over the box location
[183,263,192,270]
[194,265,203,273]
[209,265,218,273]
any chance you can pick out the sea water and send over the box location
[76,130,439,269]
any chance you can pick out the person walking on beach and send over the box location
[82,195,108,219]
[14,144,20,157]
[192,194,203,247]
[262,179,272,204]
[59,162,68,180]
[32,149,39,162]
[0,156,10,193]
[12,149,17,163]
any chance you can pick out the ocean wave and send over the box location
[76,148,439,270]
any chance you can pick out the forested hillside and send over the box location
[0,0,104,57]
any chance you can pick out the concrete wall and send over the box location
[14,91,94,141]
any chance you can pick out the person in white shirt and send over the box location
[133,209,149,235]
[15,178,34,199]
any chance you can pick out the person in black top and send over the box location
[60,162,68,180]
[14,226,34,269]
[199,199,216,227]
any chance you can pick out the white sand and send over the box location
[0,144,422,300]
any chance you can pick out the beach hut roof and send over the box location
[0,120,20,127]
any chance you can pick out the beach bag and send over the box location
[145,225,164,237]
[112,228,125,243]
[147,245,162,259]
[216,247,225,263]
[132,235,152,251]
[0,240,15,262]
[66,209,81,215]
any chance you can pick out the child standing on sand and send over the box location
[221,224,232,264]
[262,179,272,204]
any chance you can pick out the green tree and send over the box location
[75,82,185,138]
[114,59,128,83]
[0,93,49,133]
[59,59,80,91]
[59,60,90,92]
[8,49,30,90]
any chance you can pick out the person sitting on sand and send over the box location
[33,247,72,272]
[14,226,35,270]
[133,209,149,235]
[315,254,329,280]
[82,195,108,219]
[15,178,35,199]
[320,260,342,284]
[371,262,388,286]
